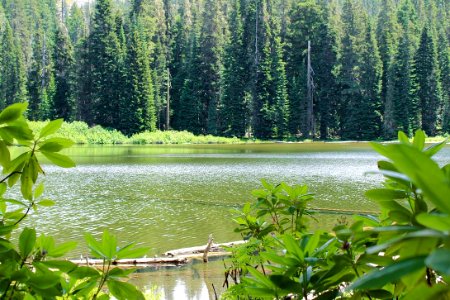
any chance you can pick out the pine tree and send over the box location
[27,31,47,120]
[357,21,383,139]
[415,26,443,136]
[376,0,399,136]
[315,1,339,139]
[0,21,27,109]
[66,3,87,45]
[339,0,367,139]
[438,30,450,132]
[170,0,193,131]
[286,0,321,137]
[195,0,226,134]
[52,25,74,121]
[88,0,123,129]
[221,0,249,137]
[121,23,156,135]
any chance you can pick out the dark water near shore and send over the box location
[17,143,449,299]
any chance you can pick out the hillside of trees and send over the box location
[0,0,448,140]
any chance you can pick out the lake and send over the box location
[19,142,450,299]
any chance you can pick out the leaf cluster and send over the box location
[224,130,450,299]
[0,104,148,299]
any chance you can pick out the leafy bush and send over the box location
[223,130,450,299]
[0,104,148,299]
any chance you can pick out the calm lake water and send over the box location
[18,142,450,299]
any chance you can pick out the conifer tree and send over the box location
[376,0,399,136]
[437,30,450,132]
[170,0,193,131]
[121,23,156,135]
[415,26,443,136]
[27,31,48,120]
[339,0,367,139]
[0,21,27,109]
[66,3,87,45]
[52,25,74,121]
[221,0,250,137]
[195,0,226,134]
[358,21,383,139]
[88,0,123,128]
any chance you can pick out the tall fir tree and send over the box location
[88,0,123,128]
[357,21,383,139]
[286,0,321,137]
[195,0,225,134]
[27,31,51,120]
[52,25,74,121]
[251,0,289,139]
[437,30,450,132]
[415,26,443,136]
[315,1,339,139]
[0,21,27,109]
[376,0,399,136]
[121,22,156,135]
[221,0,250,137]
[339,0,367,139]
[170,0,192,131]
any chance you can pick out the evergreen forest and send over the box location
[0,0,449,140]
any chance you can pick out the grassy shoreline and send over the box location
[28,121,448,145]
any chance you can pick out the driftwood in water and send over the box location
[70,240,245,269]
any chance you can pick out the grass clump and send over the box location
[29,121,245,145]
[129,130,242,144]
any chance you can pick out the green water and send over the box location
[18,143,450,299]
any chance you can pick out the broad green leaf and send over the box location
[107,279,145,300]
[0,182,7,196]
[27,273,61,289]
[38,199,55,207]
[365,189,407,202]
[40,151,76,168]
[6,151,30,174]
[412,130,425,150]
[416,213,450,231]
[404,282,450,300]
[1,126,34,141]
[36,261,77,273]
[424,140,447,157]
[102,230,117,260]
[372,144,450,214]
[349,256,427,290]
[107,267,136,279]
[39,137,74,148]
[0,141,10,168]
[23,294,36,300]
[398,131,410,144]
[0,225,17,236]
[20,164,33,200]
[39,119,64,139]
[69,266,100,279]
[282,234,304,261]
[425,249,450,275]
[39,142,66,153]
[84,233,107,259]
[304,231,321,256]
[47,241,77,257]
[116,244,149,259]
[0,103,28,124]
[19,227,36,258]
[8,172,21,187]
[34,183,45,199]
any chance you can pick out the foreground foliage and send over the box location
[0,104,148,299]
[223,130,450,299]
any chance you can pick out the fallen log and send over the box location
[70,240,246,269]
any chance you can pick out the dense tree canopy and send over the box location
[0,0,448,139]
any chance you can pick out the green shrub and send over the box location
[0,104,148,299]
[224,130,450,299]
